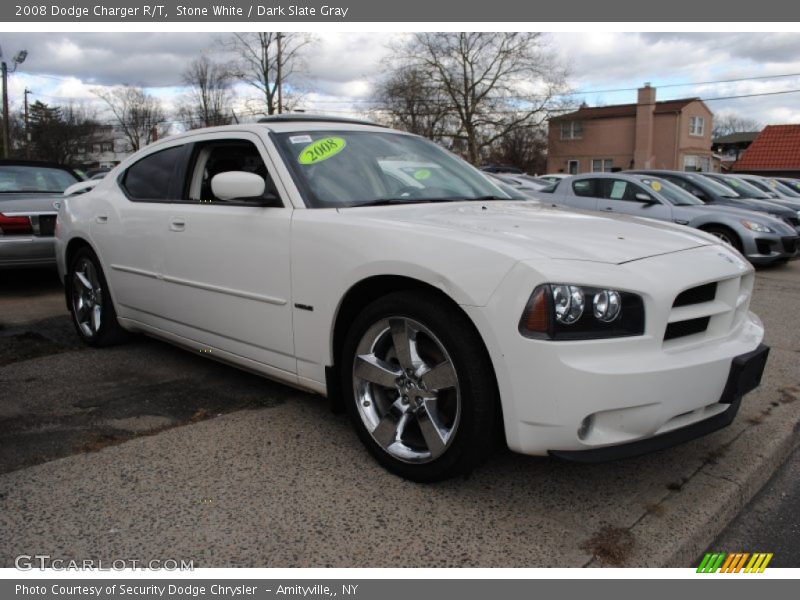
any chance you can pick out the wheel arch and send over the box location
[326,274,502,429]
[697,222,742,246]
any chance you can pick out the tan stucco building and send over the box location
[547,85,714,175]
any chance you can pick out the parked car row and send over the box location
[528,170,800,266]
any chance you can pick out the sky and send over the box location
[2,31,800,131]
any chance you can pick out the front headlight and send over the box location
[519,284,645,340]
[741,219,773,233]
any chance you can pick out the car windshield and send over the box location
[770,179,800,198]
[719,176,772,199]
[639,177,703,206]
[685,173,742,198]
[273,130,514,208]
[0,165,79,194]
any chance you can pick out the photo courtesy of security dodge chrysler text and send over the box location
[54,115,769,482]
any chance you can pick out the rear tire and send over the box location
[67,247,128,347]
[341,290,498,482]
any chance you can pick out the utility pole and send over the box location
[2,60,8,158]
[276,32,283,114]
[24,88,31,159]
[0,47,27,158]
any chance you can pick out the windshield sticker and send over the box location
[730,179,740,186]
[298,137,346,165]
[289,135,313,144]
[413,169,432,181]
[650,181,662,192]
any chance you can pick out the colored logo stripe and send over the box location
[697,552,773,573]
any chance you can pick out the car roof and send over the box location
[144,116,403,150]
[256,114,387,128]
[573,172,654,181]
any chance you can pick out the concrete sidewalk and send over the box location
[1,263,798,567]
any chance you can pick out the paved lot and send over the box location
[1,263,799,567]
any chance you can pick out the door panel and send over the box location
[597,179,672,221]
[94,144,187,318]
[558,178,600,210]
[159,135,295,373]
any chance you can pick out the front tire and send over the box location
[67,247,128,347]
[341,291,498,482]
[703,225,743,254]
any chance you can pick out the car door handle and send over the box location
[169,219,186,232]
[604,207,614,211]
[95,214,108,223]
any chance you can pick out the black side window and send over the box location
[572,179,599,197]
[122,146,184,201]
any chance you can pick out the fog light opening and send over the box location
[578,415,595,441]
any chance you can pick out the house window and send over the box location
[683,155,711,172]
[567,160,579,175]
[689,116,704,136]
[592,159,613,173]
[101,142,114,152]
[560,121,583,140]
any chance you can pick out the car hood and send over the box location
[340,201,712,264]
[714,197,795,217]
[0,192,64,213]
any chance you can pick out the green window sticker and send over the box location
[413,169,432,180]
[298,137,346,165]
[730,179,740,186]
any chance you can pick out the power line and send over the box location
[562,72,800,97]
[17,69,800,105]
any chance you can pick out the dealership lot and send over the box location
[1,263,799,567]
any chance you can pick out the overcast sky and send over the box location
[2,32,800,129]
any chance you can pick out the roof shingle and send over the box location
[550,98,699,121]
[733,125,800,172]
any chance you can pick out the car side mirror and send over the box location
[211,171,266,202]
[635,193,656,204]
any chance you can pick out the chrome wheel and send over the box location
[711,231,733,245]
[352,317,461,464]
[71,257,103,338]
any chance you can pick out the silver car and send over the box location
[543,172,799,266]
[0,161,83,269]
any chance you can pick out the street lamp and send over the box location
[0,46,28,158]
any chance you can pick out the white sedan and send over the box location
[56,116,769,481]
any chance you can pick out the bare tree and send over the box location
[372,65,454,142]
[179,56,235,129]
[485,125,548,174]
[388,33,568,164]
[93,85,167,152]
[224,32,313,115]
[712,113,761,139]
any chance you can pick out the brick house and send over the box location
[732,124,800,177]
[547,85,715,175]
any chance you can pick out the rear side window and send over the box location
[572,179,600,197]
[122,146,184,200]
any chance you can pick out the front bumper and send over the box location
[463,244,765,457]
[549,343,769,462]
[741,233,799,265]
